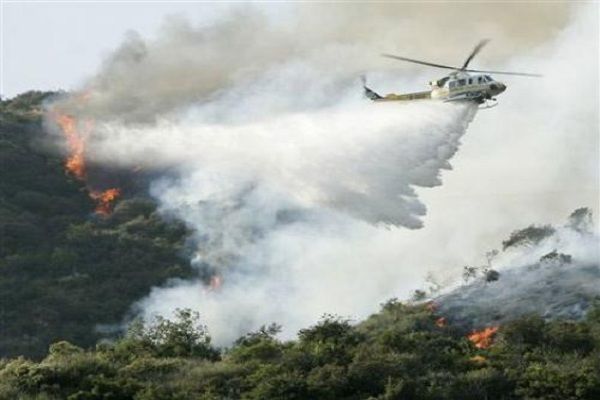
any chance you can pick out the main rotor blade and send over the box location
[381,52,543,77]
[461,39,490,70]
[464,68,543,77]
[381,54,460,71]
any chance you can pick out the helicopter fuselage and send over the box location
[370,72,506,104]
[432,72,506,103]
[368,39,539,107]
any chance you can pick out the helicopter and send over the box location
[363,39,542,109]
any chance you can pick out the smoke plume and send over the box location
[47,2,598,343]
[83,99,475,343]
[57,2,573,124]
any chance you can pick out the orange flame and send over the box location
[54,113,87,180]
[468,326,499,349]
[90,188,121,215]
[52,106,121,216]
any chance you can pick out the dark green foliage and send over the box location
[502,225,555,250]
[229,324,284,364]
[297,315,364,366]
[516,356,600,400]
[123,309,220,360]
[412,289,427,301]
[484,268,500,282]
[567,208,593,233]
[1,304,599,399]
[0,92,194,358]
[540,250,572,265]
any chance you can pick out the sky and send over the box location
[1,1,291,97]
[0,1,580,98]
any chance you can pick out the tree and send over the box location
[298,315,363,366]
[502,225,555,250]
[123,309,220,360]
[567,207,593,233]
[229,323,284,364]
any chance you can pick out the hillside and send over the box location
[1,92,599,399]
[0,92,195,358]
[1,302,599,399]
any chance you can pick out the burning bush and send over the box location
[51,106,121,216]
[468,326,499,349]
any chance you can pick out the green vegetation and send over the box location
[502,225,555,250]
[1,92,599,398]
[0,92,194,358]
[1,302,599,399]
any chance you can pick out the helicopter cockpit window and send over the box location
[477,76,483,84]
[458,79,466,86]
[484,75,493,82]
[449,81,456,89]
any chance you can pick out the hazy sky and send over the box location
[0,0,576,97]
[1,1,576,99]
[1,1,287,97]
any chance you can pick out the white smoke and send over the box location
[49,2,598,344]
[59,2,574,124]
[436,210,600,327]
[92,102,475,227]
[89,100,476,343]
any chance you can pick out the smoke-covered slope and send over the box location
[436,209,600,328]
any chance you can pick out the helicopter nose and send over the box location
[490,82,506,94]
